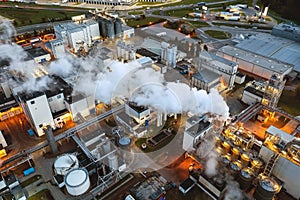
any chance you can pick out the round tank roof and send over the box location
[259,176,280,192]
[118,136,131,146]
[65,168,88,187]
[54,154,79,175]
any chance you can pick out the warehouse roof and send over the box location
[235,34,300,72]
[192,69,220,83]
[218,46,293,74]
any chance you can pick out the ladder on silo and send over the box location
[263,153,280,176]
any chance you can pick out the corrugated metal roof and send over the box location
[235,34,300,72]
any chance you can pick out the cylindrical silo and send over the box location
[253,176,281,200]
[114,18,122,38]
[222,141,231,153]
[54,154,79,176]
[240,153,251,167]
[237,167,254,191]
[65,168,90,196]
[231,147,240,160]
[43,125,58,154]
[230,160,242,178]
[251,158,264,174]
[220,154,232,167]
[108,153,118,170]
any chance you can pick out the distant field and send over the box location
[204,30,232,39]
[0,8,83,27]
[278,90,300,116]
[126,17,165,28]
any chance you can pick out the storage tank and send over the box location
[237,167,254,191]
[253,176,281,200]
[65,168,90,196]
[54,154,79,176]
[240,153,251,166]
[222,141,231,153]
[251,158,264,174]
[114,18,122,38]
[108,153,118,170]
[230,161,242,177]
[220,154,232,166]
[216,146,225,155]
[231,147,240,160]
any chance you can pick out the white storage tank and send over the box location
[65,168,90,196]
[54,154,79,176]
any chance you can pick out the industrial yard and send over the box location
[0,1,300,200]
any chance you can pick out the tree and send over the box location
[296,84,300,97]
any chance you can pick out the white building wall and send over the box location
[241,90,262,105]
[48,93,66,113]
[259,146,300,199]
[122,28,135,39]
[183,132,195,152]
[33,54,51,63]
[67,98,90,120]
[50,40,65,58]
[68,30,84,53]
[89,23,101,41]
[26,95,54,136]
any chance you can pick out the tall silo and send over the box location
[114,18,122,38]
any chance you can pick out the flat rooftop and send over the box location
[234,33,300,72]
[25,47,49,58]
[199,51,237,67]
[192,69,220,83]
[218,45,293,74]
[127,101,149,113]
[186,119,211,137]
[244,86,264,98]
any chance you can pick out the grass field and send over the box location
[204,29,232,39]
[278,90,300,116]
[0,7,83,27]
[128,10,144,15]
[126,17,165,28]
[212,22,273,30]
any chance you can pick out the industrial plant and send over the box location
[0,3,299,200]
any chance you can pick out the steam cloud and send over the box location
[0,17,16,44]
[224,180,243,200]
[0,20,229,120]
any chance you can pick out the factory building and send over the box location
[116,41,136,62]
[272,23,300,42]
[234,33,300,73]
[259,127,300,199]
[197,51,238,89]
[125,102,150,125]
[191,69,220,92]
[12,75,94,136]
[161,42,177,68]
[217,46,293,80]
[182,115,214,152]
[54,19,100,53]
[25,47,51,63]
[49,39,65,59]
[68,0,136,6]
[96,14,122,39]
[241,74,285,108]
[122,25,135,40]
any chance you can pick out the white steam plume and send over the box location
[204,151,218,177]
[0,17,16,44]
[224,180,243,200]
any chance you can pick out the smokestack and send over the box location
[157,111,162,127]
[43,125,58,154]
[164,113,167,121]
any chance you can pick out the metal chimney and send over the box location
[43,125,58,154]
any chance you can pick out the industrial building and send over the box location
[272,23,300,42]
[11,75,94,136]
[190,69,220,92]
[68,0,135,6]
[197,51,238,89]
[234,33,300,73]
[116,41,136,62]
[241,74,285,108]
[182,115,214,152]
[161,42,177,68]
[49,39,65,59]
[96,14,122,39]
[217,45,293,80]
[25,47,51,63]
[54,19,100,53]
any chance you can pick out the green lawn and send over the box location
[278,90,300,116]
[126,17,165,28]
[204,30,232,39]
[0,7,83,27]
[212,22,273,30]
[20,175,42,188]
[28,189,54,200]
[186,20,210,28]
[128,10,144,15]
